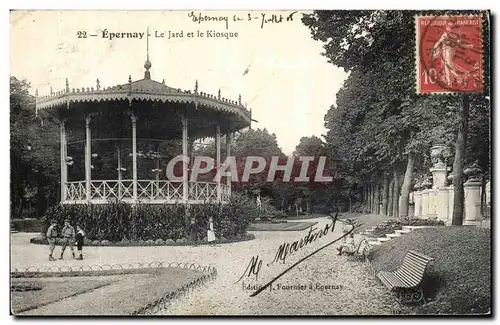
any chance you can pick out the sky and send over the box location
[10,10,347,154]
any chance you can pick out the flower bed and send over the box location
[30,233,255,247]
[367,217,445,238]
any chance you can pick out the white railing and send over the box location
[137,180,183,201]
[66,181,86,201]
[64,180,230,204]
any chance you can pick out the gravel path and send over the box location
[11,216,393,315]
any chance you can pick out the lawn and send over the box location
[368,226,491,315]
[11,276,115,314]
[13,267,207,315]
[248,221,318,231]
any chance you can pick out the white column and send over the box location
[85,116,92,201]
[131,114,138,200]
[216,124,221,202]
[428,190,437,218]
[226,132,232,198]
[413,191,422,218]
[436,187,449,221]
[60,120,67,203]
[421,189,429,217]
[464,179,482,226]
[182,115,188,202]
[117,146,122,199]
[155,145,160,197]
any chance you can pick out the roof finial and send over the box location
[96,79,100,90]
[144,26,152,79]
[128,75,132,83]
[238,94,242,105]
[162,79,165,84]
[195,80,199,94]
[218,89,221,100]
[50,86,53,95]
[65,78,69,93]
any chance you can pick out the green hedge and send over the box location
[41,193,257,242]
[11,219,44,232]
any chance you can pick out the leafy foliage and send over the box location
[303,11,490,216]
[42,193,258,242]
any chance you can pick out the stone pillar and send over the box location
[60,120,67,203]
[226,132,232,198]
[421,189,429,217]
[131,114,138,200]
[85,116,92,201]
[430,165,448,190]
[430,145,451,189]
[215,124,221,202]
[413,191,422,218]
[437,186,449,222]
[464,179,482,226]
[428,190,437,218]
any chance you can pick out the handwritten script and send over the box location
[187,11,299,30]
[236,213,357,297]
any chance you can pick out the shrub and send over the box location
[369,217,445,238]
[41,194,257,242]
[11,219,44,232]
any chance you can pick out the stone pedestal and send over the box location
[464,180,482,226]
[437,186,449,223]
[421,190,429,217]
[430,165,448,190]
[414,191,422,218]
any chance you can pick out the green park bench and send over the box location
[376,250,434,305]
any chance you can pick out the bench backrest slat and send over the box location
[394,250,433,287]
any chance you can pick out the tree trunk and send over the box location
[452,94,470,226]
[36,176,47,219]
[379,183,383,214]
[373,183,379,214]
[367,183,372,213]
[17,197,24,219]
[392,168,400,217]
[382,173,389,215]
[480,175,486,217]
[399,154,415,217]
[371,183,376,213]
[388,178,394,216]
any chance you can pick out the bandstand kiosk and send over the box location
[35,54,252,209]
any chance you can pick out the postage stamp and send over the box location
[9,10,491,317]
[416,15,484,94]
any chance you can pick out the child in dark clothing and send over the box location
[75,225,85,260]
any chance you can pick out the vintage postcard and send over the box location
[10,9,491,316]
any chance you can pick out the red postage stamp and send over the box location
[416,15,484,94]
